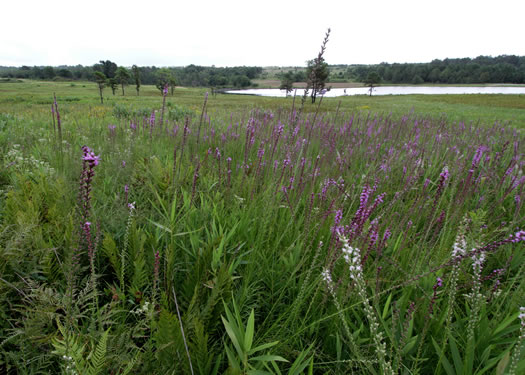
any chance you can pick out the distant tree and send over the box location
[412,74,424,84]
[57,68,73,79]
[155,68,176,95]
[294,70,307,82]
[42,66,56,80]
[428,68,441,83]
[131,65,141,96]
[233,75,251,88]
[279,71,295,96]
[115,67,131,95]
[108,78,118,95]
[93,60,118,79]
[364,71,381,96]
[305,28,331,103]
[32,67,43,79]
[94,71,106,104]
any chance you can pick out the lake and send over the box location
[226,86,525,97]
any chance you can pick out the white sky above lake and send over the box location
[2,0,525,67]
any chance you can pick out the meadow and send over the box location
[0,80,524,374]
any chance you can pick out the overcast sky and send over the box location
[2,0,524,67]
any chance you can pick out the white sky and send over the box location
[1,0,524,67]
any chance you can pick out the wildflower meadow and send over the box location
[0,82,524,374]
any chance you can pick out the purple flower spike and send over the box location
[512,230,525,243]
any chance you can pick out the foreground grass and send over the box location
[0,81,524,374]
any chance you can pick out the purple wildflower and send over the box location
[512,230,525,243]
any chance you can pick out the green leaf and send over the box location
[245,309,255,352]
[222,316,244,359]
[247,370,272,375]
[382,293,393,320]
[224,344,241,371]
[493,313,518,336]
[250,341,280,355]
[432,337,455,375]
[496,351,510,375]
[447,333,463,375]
[287,344,314,375]
[251,355,288,362]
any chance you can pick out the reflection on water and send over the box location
[226,86,525,97]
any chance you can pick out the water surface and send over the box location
[226,86,525,97]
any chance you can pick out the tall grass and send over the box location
[0,88,524,374]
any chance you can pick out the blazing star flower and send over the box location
[512,230,525,243]
[82,146,100,166]
[440,166,450,181]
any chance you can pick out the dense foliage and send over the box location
[0,63,263,89]
[345,55,525,84]
[0,83,525,374]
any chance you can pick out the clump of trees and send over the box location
[0,62,262,89]
[0,61,264,104]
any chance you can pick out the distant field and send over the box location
[1,80,525,128]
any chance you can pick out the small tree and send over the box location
[108,78,118,95]
[305,28,331,104]
[279,71,295,96]
[115,67,131,95]
[155,68,176,95]
[364,71,381,96]
[131,65,141,96]
[94,71,106,104]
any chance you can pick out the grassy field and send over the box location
[1,80,525,374]
[1,80,525,127]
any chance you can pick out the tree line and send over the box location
[0,62,263,89]
[344,55,525,84]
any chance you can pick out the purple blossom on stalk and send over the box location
[382,228,392,243]
[470,145,486,172]
[257,145,265,159]
[428,277,443,315]
[512,230,525,243]
[78,146,100,224]
[440,166,450,182]
[163,84,169,96]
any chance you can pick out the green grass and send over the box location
[1,80,525,127]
